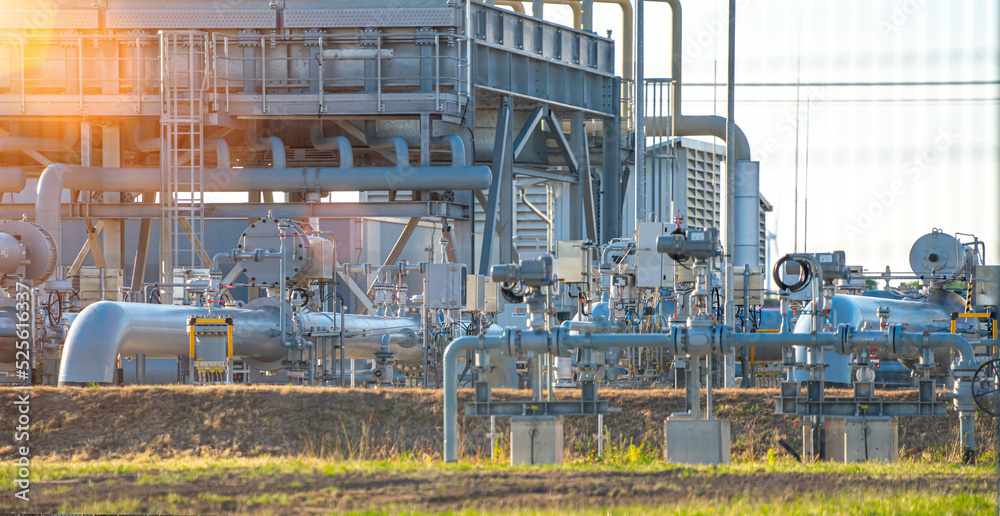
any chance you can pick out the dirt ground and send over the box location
[0,386,995,462]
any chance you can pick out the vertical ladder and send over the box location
[159,31,208,303]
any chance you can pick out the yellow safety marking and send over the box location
[754,329,781,333]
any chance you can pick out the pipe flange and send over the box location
[0,220,57,286]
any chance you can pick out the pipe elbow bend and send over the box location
[58,301,131,386]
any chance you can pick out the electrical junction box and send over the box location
[733,266,765,306]
[815,251,848,281]
[426,263,467,309]
[303,236,336,281]
[484,275,505,313]
[464,274,486,312]
[556,240,589,283]
[636,222,675,288]
[76,267,123,306]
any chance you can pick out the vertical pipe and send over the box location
[634,0,645,226]
[582,0,595,31]
[444,336,503,462]
[422,277,429,388]
[723,0,737,364]
[532,0,545,18]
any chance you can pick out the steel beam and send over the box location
[83,219,107,269]
[571,114,598,242]
[68,221,104,276]
[546,110,579,173]
[335,258,376,314]
[383,217,421,267]
[479,97,512,275]
[601,78,623,242]
[129,218,152,297]
[513,105,546,161]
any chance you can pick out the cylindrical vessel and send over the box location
[792,293,957,384]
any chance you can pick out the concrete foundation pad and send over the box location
[827,416,898,463]
[664,418,731,465]
[510,416,564,465]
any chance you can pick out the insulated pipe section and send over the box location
[298,311,422,364]
[733,161,760,267]
[58,301,286,386]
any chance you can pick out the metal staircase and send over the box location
[159,31,208,303]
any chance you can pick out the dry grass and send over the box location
[0,386,994,463]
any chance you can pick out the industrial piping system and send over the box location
[443,307,980,462]
[57,300,422,386]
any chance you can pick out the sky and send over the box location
[537,0,999,274]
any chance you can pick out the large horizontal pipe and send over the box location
[0,123,79,156]
[0,201,470,220]
[58,301,423,386]
[34,163,491,278]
